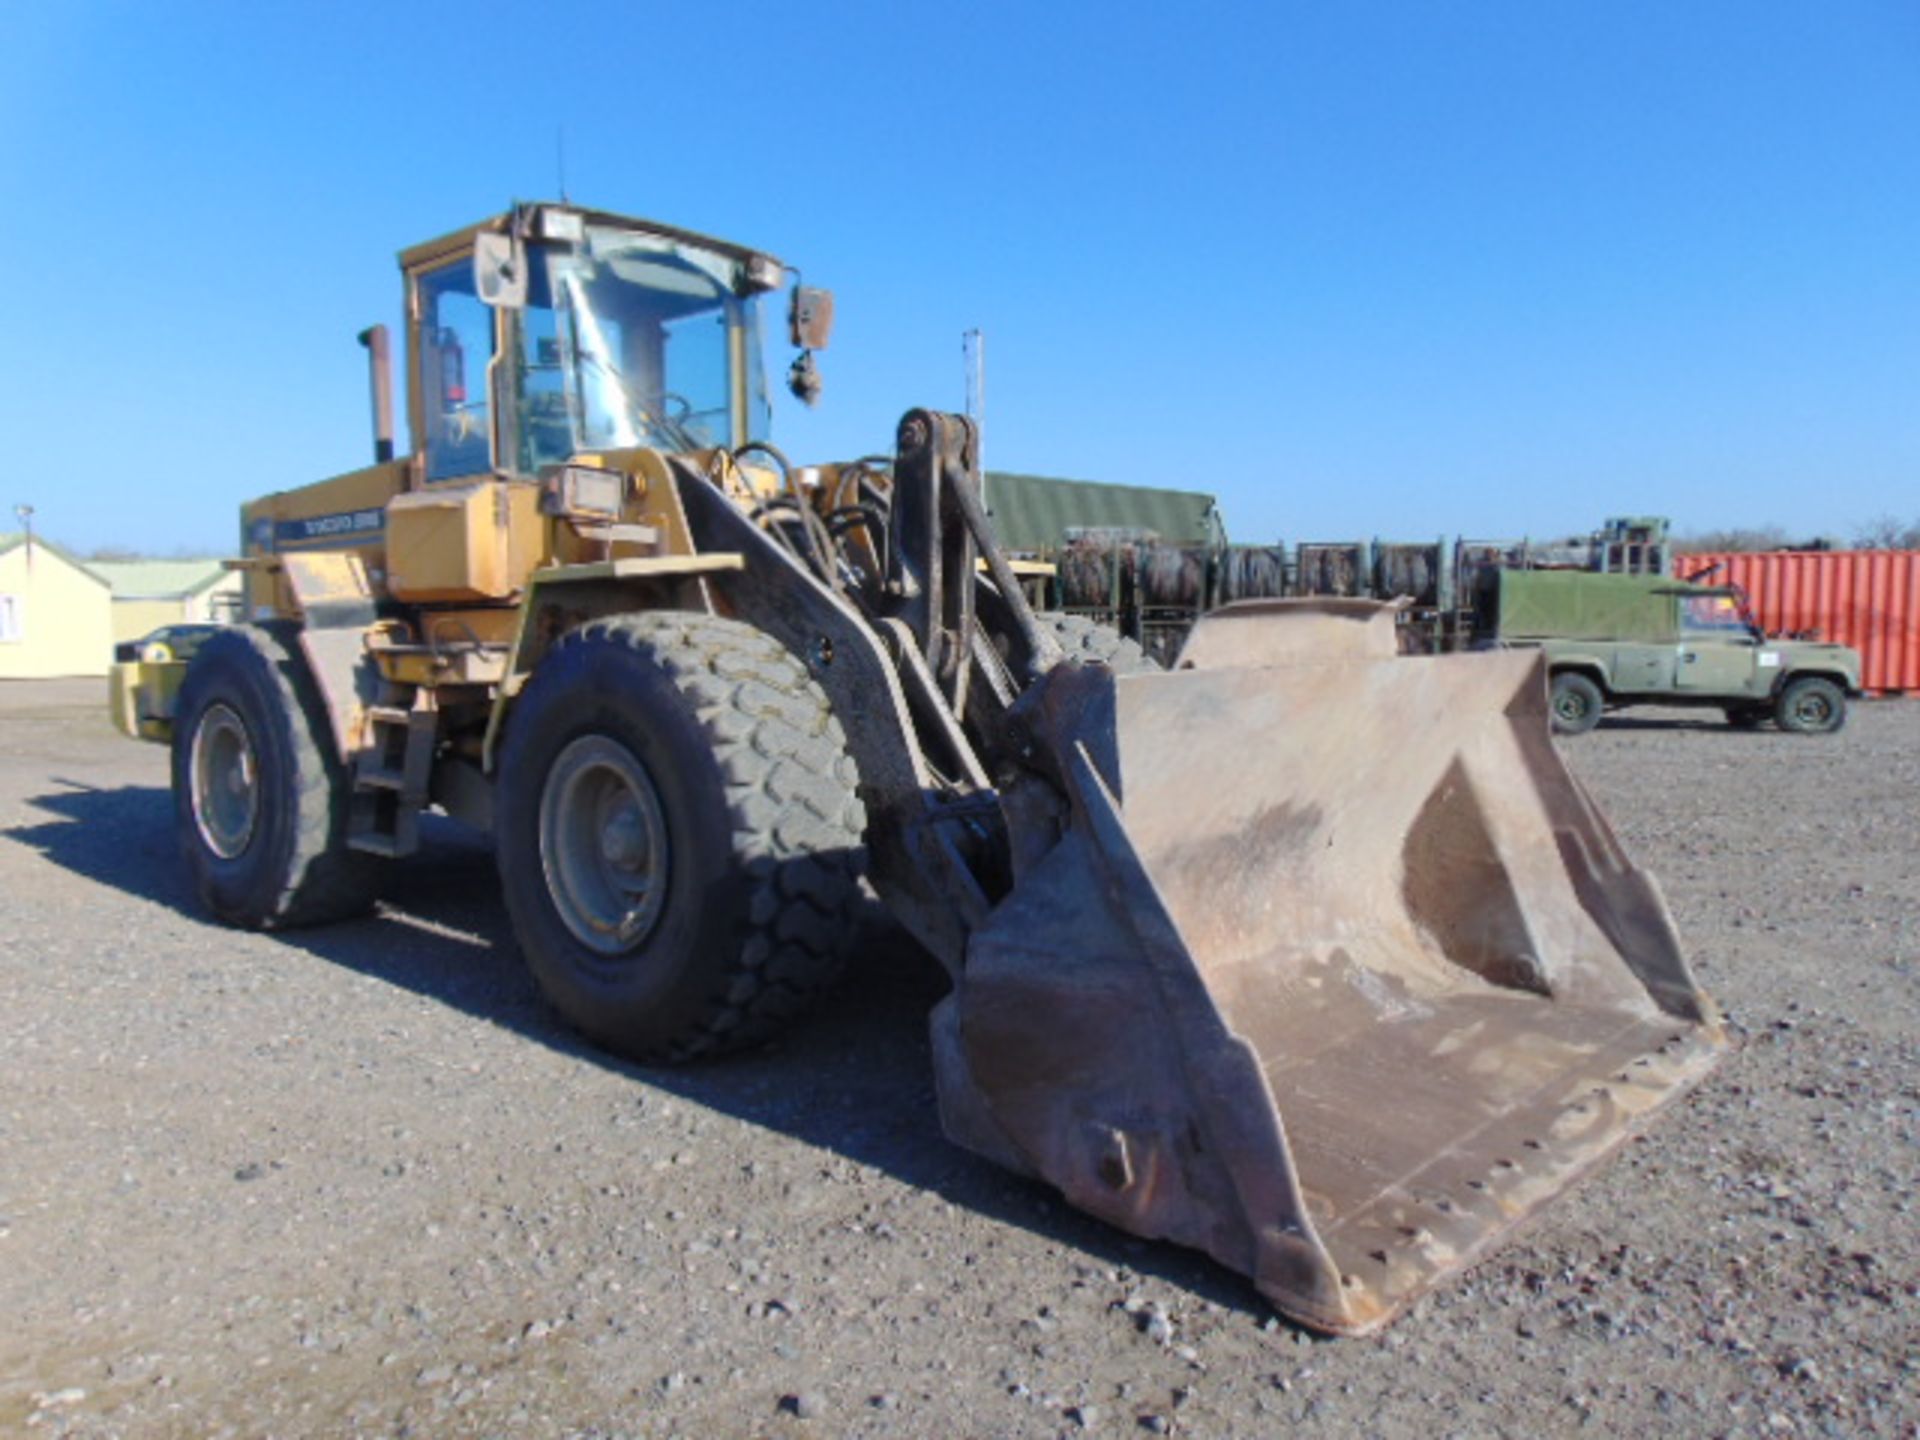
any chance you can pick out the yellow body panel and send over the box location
[240,460,411,618]
[406,607,522,646]
[559,450,699,564]
[528,555,743,583]
[107,659,185,742]
[386,481,545,603]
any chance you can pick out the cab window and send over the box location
[417,261,495,480]
[1680,594,1753,637]
[511,229,750,472]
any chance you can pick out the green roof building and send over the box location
[984,472,1224,553]
[90,559,244,644]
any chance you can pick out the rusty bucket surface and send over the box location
[932,627,1725,1335]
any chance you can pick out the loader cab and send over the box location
[399,205,783,483]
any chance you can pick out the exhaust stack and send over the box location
[357,324,395,464]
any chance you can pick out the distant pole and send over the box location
[13,504,33,568]
[962,328,985,504]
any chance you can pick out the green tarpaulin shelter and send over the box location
[984,472,1224,552]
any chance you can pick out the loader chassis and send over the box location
[108,202,1726,1336]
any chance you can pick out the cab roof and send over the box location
[397,202,784,277]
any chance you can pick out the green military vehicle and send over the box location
[1476,569,1862,735]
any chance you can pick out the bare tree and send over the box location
[1673,525,1790,553]
[1853,514,1920,550]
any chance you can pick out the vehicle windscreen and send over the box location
[514,226,769,471]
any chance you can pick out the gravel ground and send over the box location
[1,678,1915,1438]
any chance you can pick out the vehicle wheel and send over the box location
[1548,671,1605,735]
[170,625,378,928]
[1723,704,1769,730]
[495,612,867,1063]
[1038,612,1162,675]
[1774,675,1847,735]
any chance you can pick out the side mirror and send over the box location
[789,286,834,350]
[474,232,527,308]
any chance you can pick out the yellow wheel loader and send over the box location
[109,202,1724,1335]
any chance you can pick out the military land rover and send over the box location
[1477,569,1862,735]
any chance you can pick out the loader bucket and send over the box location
[931,628,1725,1336]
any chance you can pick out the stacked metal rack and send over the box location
[1036,517,1673,660]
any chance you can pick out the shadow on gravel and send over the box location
[1583,716,1773,734]
[9,781,1270,1323]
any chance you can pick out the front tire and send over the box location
[1774,675,1847,735]
[496,613,867,1063]
[170,626,378,928]
[1548,671,1605,735]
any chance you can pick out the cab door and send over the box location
[408,254,500,482]
[1675,639,1759,693]
[1675,593,1760,694]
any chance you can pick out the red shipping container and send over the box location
[1672,550,1920,696]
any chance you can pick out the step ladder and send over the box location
[347,693,437,858]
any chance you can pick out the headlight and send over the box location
[540,465,626,520]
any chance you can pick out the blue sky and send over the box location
[2,1,1915,554]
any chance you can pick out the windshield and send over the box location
[513,224,770,471]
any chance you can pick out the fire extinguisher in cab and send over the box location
[438,327,466,410]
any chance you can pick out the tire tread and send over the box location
[173,624,377,929]
[539,612,866,1061]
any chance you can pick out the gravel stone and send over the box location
[781,1391,826,1420]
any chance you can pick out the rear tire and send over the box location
[495,612,867,1063]
[1548,671,1605,735]
[170,625,378,928]
[1038,612,1161,675]
[1774,675,1847,735]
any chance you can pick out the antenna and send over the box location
[13,503,34,567]
[962,328,984,427]
[557,126,569,204]
[962,328,985,501]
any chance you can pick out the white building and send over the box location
[0,535,115,679]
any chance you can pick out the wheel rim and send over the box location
[1792,690,1833,727]
[1554,688,1590,724]
[190,702,259,859]
[538,734,671,958]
